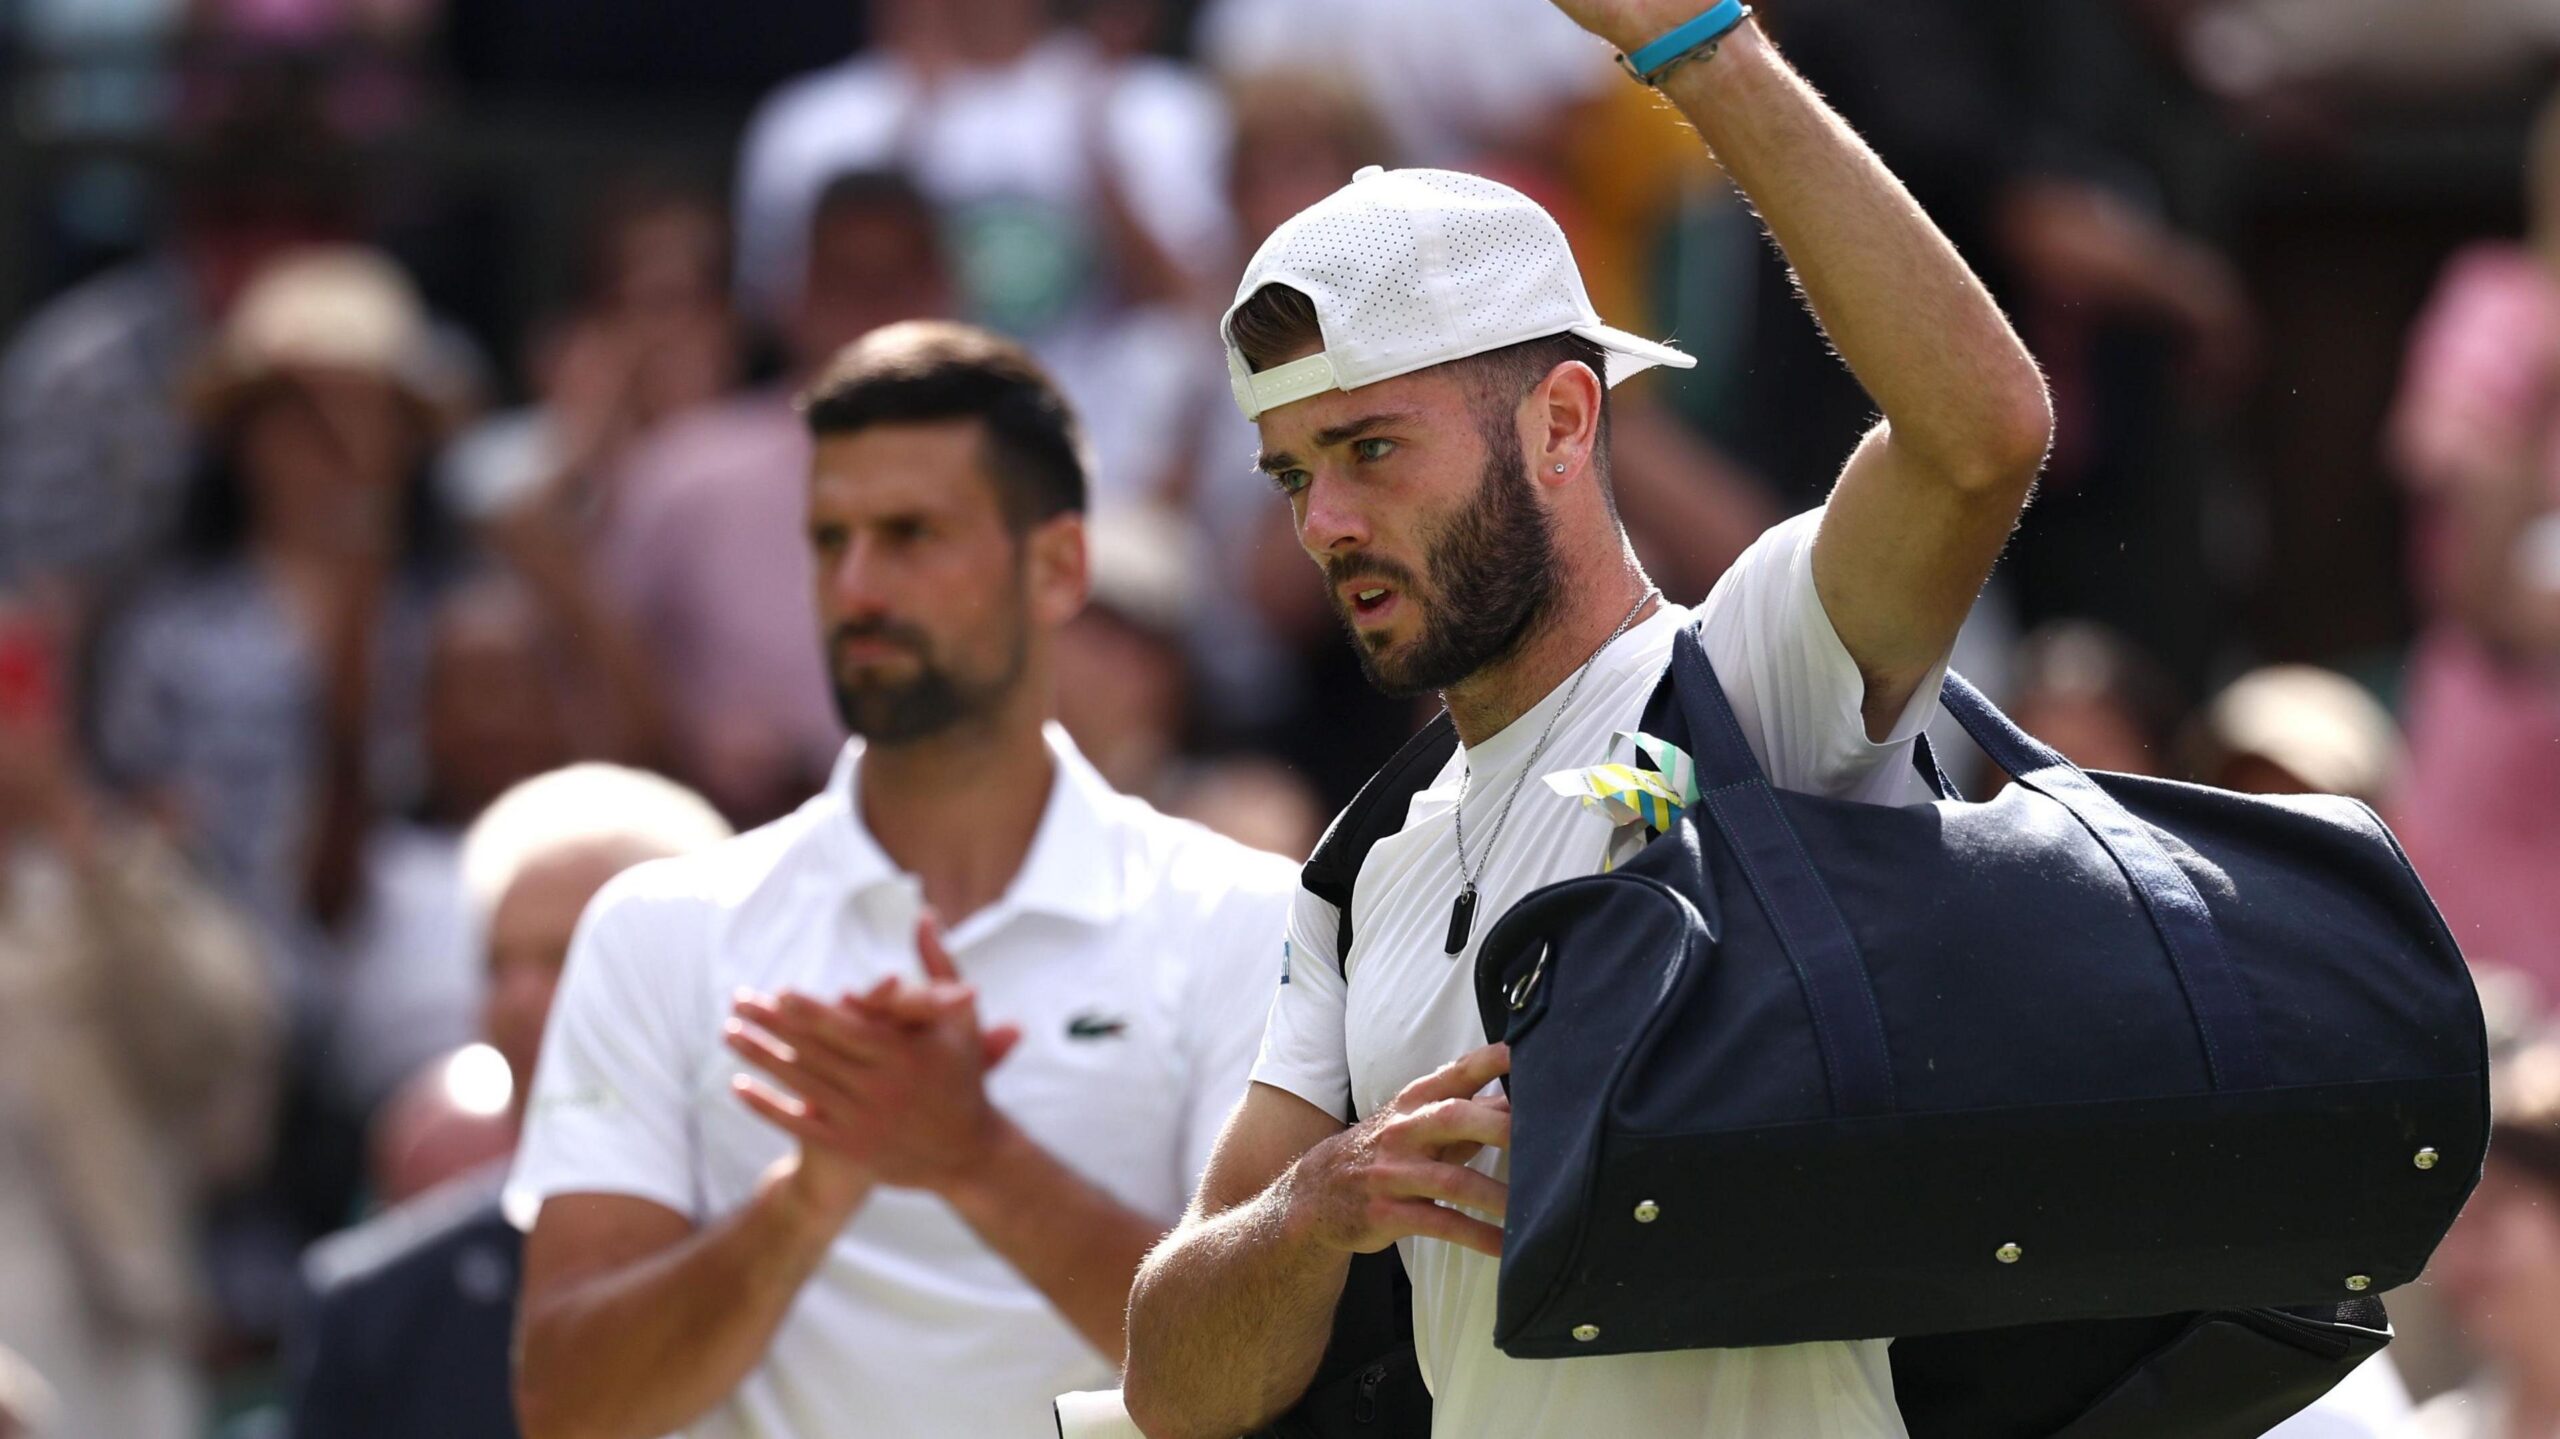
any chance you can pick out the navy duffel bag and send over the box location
[1471,620,2487,1422]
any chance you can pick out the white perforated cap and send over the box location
[1221,166,1696,421]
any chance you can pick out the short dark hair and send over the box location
[1225,282,1614,486]
[798,320,1087,528]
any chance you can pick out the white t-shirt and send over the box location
[508,727,1295,1439]
[1253,507,1945,1439]
[733,33,1231,326]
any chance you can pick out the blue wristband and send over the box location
[1621,0,1753,84]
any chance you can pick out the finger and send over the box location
[915,911,961,985]
[766,993,901,1067]
[724,1019,866,1110]
[981,1022,1023,1070]
[1387,1098,1511,1156]
[1393,1043,1511,1112]
[1382,1197,1505,1259]
[1383,1159,1509,1220]
[865,982,975,1027]
[732,1075,852,1150]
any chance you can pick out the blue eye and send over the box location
[1273,469,1311,497]
[1353,437,1397,463]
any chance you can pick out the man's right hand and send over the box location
[1284,1043,1514,1258]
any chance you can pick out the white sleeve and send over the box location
[1693,505,1949,805]
[1246,887,1353,1123]
[1173,860,1297,1196]
[504,867,708,1229]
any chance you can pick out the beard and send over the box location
[1328,420,1561,700]
[828,610,1027,746]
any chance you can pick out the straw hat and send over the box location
[2196,664,2402,804]
[188,246,476,432]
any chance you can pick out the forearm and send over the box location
[518,1174,867,1439]
[1122,1178,1348,1439]
[942,1116,1165,1364]
[1660,24,2050,485]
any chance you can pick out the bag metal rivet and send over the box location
[1633,1200,1661,1224]
[2414,1147,2439,1170]
[1995,1243,2022,1265]
[1572,1324,1602,1342]
[2345,1274,2371,1292]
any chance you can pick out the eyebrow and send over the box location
[1254,411,1416,475]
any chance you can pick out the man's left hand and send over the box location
[727,915,1026,1193]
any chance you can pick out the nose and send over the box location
[818,534,895,622]
[1296,469,1371,559]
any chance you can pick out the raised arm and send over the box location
[1563,4,2053,732]
[1122,1048,1513,1439]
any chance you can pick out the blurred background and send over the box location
[4,1,2560,1435]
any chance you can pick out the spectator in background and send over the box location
[327,573,588,1122]
[95,245,470,1002]
[2004,620,2186,777]
[0,93,358,614]
[439,175,742,541]
[0,594,279,1439]
[289,763,730,1439]
[1053,504,1324,858]
[732,0,1228,512]
[2403,1036,2560,1438]
[1195,0,1611,169]
[2387,92,2560,999]
[599,169,952,822]
[90,247,471,1308]
[2185,664,2403,806]
[511,323,1294,1439]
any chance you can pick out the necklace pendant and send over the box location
[1445,884,1479,955]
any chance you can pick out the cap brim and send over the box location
[1574,322,1698,388]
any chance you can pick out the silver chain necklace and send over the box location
[1445,587,1658,954]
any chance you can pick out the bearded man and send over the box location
[1122,2,2055,1436]
[507,321,1297,1439]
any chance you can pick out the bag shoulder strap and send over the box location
[1300,713,1461,974]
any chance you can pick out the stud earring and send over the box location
[1553,463,1567,474]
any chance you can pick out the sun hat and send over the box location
[189,245,476,431]
[1220,165,1695,421]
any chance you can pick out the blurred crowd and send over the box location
[2,1,2560,1436]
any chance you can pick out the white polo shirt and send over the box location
[1254,507,1947,1439]
[507,726,1295,1439]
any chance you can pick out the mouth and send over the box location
[1339,580,1401,628]
[833,635,923,668]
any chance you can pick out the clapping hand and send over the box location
[726,915,1026,1201]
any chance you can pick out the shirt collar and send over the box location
[823,723,1130,928]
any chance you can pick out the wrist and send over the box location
[1603,0,1752,69]
[938,1111,1031,1214]
[764,1151,870,1239]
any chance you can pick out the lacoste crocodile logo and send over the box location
[1066,1011,1129,1041]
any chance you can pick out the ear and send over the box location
[1023,512,1091,629]
[1531,359,1605,489]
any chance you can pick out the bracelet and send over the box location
[1615,0,1754,87]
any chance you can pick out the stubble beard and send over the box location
[829,612,1029,747]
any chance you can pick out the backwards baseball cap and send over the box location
[1221,166,1696,422]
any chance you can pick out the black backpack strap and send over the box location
[1299,712,1460,970]
[1258,717,1455,1439]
